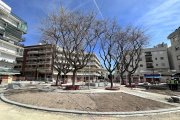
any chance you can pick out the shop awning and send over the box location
[144,74,161,78]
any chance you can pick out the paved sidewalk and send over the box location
[121,87,180,107]
[1,99,180,120]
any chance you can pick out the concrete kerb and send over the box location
[1,93,180,116]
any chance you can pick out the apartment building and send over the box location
[0,0,27,83]
[135,43,171,83]
[15,44,105,82]
[168,27,180,73]
[15,44,54,81]
[115,43,171,83]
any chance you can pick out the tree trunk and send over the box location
[56,72,60,86]
[120,74,125,85]
[128,73,132,87]
[63,74,67,84]
[72,70,77,87]
[109,74,113,88]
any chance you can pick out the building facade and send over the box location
[0,0,27,84]
[15,44,105,83]
[135,43,171,83]
[115,43,171,83]
[15,44,54,81]
[115,27,180,84]
[167,27,180,73]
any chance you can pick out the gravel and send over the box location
[5,90,174,112]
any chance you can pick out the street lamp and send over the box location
[35,50,39,81]
[88,64,90,89]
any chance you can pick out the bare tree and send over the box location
[122,27,148,86]
[116,28,132,85]
[40,7,104,87]
[53,47,71,85]
[99,21,122,88]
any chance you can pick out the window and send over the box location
[156,64,158,66]
[159,51,163,54]
[175,46,180,51]
[145,52,152,55]
[0,33,3,37]
[140,64,143,67]
[179,65,180,70]
[160,57,164,60]
[155,58,157,60]
[161,63,165,66]
[177,55,180,60]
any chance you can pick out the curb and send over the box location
[1,93,180,116]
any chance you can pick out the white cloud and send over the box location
[136,0,180,46]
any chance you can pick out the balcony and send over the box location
[27,51,39,54]
[146,66,154,69]
[0,47,23,57]
[0,35,24,47]
[145,52,152,56]
[0,59,16,64]
[145,59,153,62]
[11,12,27,34]
[145,54,152,57]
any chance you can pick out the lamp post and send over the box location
[152,67,154,83]
[35,50,39,81]
[88,65,90,89]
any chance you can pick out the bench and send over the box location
[62,85,80,90]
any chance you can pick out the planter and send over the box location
[125,83,136,88]
[51,84,62,86]
[64,85,80,90]
[105,86,120,90]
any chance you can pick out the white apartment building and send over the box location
[115,27,180,83]
[134,43,171,83]
[0,0,27,83]
[115,43,171,83]
[168,27,180,73]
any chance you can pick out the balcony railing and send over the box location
[145,54,152,56]
[146,66,154,68]
[0,35,24,47]
[146,59,153,62]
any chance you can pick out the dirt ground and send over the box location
[5,90,174,112]
[144,89,180,96]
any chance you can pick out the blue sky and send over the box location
[3,0,180,47]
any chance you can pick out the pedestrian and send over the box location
[167,79,171,90]
[175,79,179,90]
[171,79,176,91]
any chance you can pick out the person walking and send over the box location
[170,79,175,90]
[171,79,176,91]
[167,79,171,90]
[175,79,179,91]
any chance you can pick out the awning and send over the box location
[144,74,161,78]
